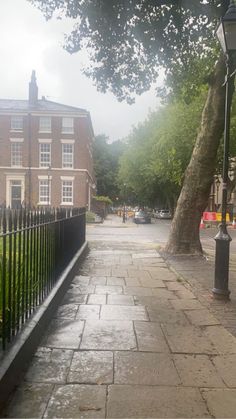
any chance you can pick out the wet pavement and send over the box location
[3,216,236,418]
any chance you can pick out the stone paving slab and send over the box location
[61,292,87,305]
[25,347,73,383]
[44,384,106,418]
[132,252,161,259]
[134,321,170,352]
[72,275,90,285]
[80,320,137,350]
[124,286,154,296]
[95,285,123,295]
[107,277,126,286]
[151,288,176,298]
[127,269,151,279]
[147,305,189,325]
[212,354,236,387]
[4,382,54,418]
[72,284,95,294]
[90,276,107,285]
[139,278,166,288]
[146,267,177,281]
[203,325,236,354]
[173,354,225,387]
[124,277,142,286]
[54,303,79,319]
[68,351,113,384]
[100,305,148,321]
[170,298,204,310]
[41,319,84,349]
[114,352,180,385]
[166,281,189,291]
[76,304,100,320]
[201,389,236,418]
[107,385,210,418]
[87,294,106,305]
[107,295,134,305]
[162,324,217,354]
[184,309,221,326]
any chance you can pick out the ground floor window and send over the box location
[61,180,73,204]
[39,179,50,205]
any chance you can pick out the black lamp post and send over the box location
[213,1,236,299]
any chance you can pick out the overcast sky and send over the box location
[0,0,163,141]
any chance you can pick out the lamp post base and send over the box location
[212,287,230,300]
[212,224,231,300]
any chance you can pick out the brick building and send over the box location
[0,71,96,209]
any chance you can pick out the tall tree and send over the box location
[118,92,206,208]
[31,0,235,254]
[93,134,126,199]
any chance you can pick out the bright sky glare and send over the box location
[0,0,163,141]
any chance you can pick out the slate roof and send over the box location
[0,98,87,113]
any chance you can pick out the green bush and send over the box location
[86,211,96,223]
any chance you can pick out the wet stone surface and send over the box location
[41,318,84,349]
[4,383,54,418]
[76,304,100,320]
[134,321,170,352]
[44,384,106,418]
[54,303,79,319]
[107,295,134,305]
[107,385,210,418]
[100,305,148,321]
[4,235,236,418]
[173,354,225,387]
[80,320,137,350]
[162,324,217,354]
[25,348,73,383]
[68,350,113,384]
[114,352,180,385]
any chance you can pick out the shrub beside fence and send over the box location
[0,207,86,350]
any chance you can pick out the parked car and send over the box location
[156,209,172,219]
[134,210,151,224]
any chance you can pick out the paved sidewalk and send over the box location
[163,251,236,338]
[3,224,236,417]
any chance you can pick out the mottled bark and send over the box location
[165,56,227,255]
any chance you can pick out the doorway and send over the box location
[11,180,22,209]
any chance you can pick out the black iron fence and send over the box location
[0,207,86,350]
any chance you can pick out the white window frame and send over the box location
[39,143,51,168]
[62,143,74,168]
[11,116,23,131]
[38,177,51,205]
[11,142,23,167]
[61,178,73,205]
[6,174,25,207]
[62,117,74,134]
[39,116,51,133]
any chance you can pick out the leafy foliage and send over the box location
[93,134,126,200]
[118,91,207,208]
[30,0,229,102]
[93,195,113,205]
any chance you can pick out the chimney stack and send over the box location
[29,70,38,106]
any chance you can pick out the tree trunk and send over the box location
[165,56,227,255]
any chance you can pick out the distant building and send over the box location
[0,71,95,209]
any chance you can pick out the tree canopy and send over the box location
[93,134,126,200]
[118,90,206,208]
[30,0,228,102]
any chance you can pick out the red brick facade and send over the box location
[0,72,95,209]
